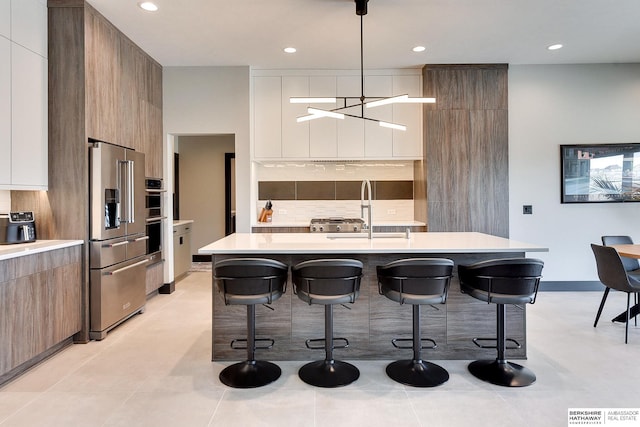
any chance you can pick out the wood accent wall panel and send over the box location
[423,64,509,237]
[211,251,526,361]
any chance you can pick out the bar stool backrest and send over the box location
[458,258,544,305]
[214,258,288,305]
[292,259,363,305]
[377,258,454,305]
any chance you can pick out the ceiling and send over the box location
[86,0,640,69]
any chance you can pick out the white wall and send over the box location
[178,135,234,255]
[509,63,640,281]
[163,66,251,235]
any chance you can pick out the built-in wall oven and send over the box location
[145,178,165,264]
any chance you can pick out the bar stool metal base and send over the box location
[219,360,282,388]
[298,359,360,388]
[468,359,536,387]
[386,359,449,387]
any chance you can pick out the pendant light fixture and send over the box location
[291,0,435,131]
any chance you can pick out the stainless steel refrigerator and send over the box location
[89,140,148,340]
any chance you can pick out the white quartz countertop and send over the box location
[0,240,84,261]
[173,219,194,227]
[199,232,547,255]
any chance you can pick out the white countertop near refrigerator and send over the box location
[0,240,84,261]
[173,219,194,227]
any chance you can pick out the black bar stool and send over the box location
[376,258,453,387]
[458,258,544,387]
[214,258,288,388]
[292,259,363,388]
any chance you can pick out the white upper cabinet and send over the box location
[11,43,47,188]
[392,75,423,157]
[252,71,424,161]
[0,0,48,190]
[281,76,309,158]
[337,75,364,158]
[253,76,282,159]
[0,38,10,185]
[0,0,10,39]
[309,76,337,158]
[364,75,393,158]
[11,0,47,58]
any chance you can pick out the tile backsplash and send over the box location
[256,199,415,224]
[255,161,418,223]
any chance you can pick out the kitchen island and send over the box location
[199,232,548,361]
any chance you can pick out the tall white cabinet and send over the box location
[253,70,424,161]
[0,0,48,190]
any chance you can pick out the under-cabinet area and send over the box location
[0,241,83,385]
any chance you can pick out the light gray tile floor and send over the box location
[1,271,639,426]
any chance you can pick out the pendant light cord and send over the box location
[360,14,364,117]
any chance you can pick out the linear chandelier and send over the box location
[290,0,435,131]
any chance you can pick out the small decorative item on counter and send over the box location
[258,200,273,222]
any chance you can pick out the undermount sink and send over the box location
[325,232,409,239]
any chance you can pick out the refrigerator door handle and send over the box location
[119,159,135,224]
[128,160,135,223]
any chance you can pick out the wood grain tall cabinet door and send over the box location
[423,64,509,237]
[85,7,121,145]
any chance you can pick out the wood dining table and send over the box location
[611,244,640,259]
[609,244,640,323]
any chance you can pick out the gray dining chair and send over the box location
[596,236,640,327]
[591,244,640,343]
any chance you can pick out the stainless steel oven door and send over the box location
[146,219,162,255]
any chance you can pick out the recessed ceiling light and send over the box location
[547,44,563,51]
[139,2,158,12]
[412,46,426,53]
[284,47,297,54]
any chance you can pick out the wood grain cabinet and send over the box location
[145,260,164,295]
[84,5,163,178]
[0,245,82,384]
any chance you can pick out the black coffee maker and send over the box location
[0,211,37,244]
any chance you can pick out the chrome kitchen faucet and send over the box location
[360,179,372,239]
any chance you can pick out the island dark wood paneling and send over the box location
[210,251,527,361]
[423,64,509,237]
